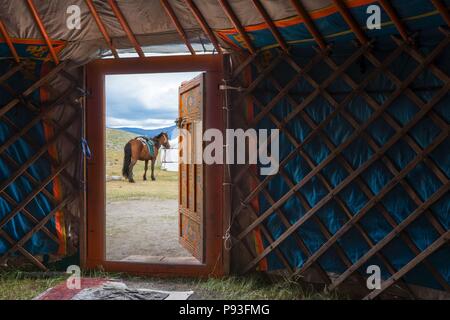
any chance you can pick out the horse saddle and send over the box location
[136,136,155,157]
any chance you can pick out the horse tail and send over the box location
[122,141,132,178]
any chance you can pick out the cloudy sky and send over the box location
[106,72,201,129]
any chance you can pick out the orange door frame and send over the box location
[84,55,226,276]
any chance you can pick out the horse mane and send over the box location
[153,132,168,140]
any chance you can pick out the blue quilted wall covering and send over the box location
[0,58,60,256]
[253,30,449,291]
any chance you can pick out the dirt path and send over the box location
[106,199,190,261]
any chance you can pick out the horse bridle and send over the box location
[152,133,169,149]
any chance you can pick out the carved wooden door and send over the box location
[178,73,204,262]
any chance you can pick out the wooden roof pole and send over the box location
[331,0,369,45]
[107,0,145,58]
[184,0,222,54]
[430,0,450,27]
[85,0,119,58]
[161,0,196,55]
[289,0,327,49]
[0,19,20,63]
[25,0,59,64]
[218,0,256,54]
[378,0,410,42]
[251,0,289,53]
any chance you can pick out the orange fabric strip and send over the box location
[0,38,66,61]
[217,0,378,34]
[40,61,66,256]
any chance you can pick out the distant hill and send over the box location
[109,125,178,140]
[105,128,135,176]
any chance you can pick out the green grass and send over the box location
[0,271,67,300]
[0,269,342,300]
[106,128,178,202]
[196,275,343,300]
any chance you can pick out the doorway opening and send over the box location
[85,55,225,276]
[104,72,201,264]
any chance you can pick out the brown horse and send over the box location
[122,132,170,183]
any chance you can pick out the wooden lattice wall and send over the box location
[0,59,83,271]
[227,29,450,299]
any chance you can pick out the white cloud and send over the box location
[106,72,201,129]
[107,117,174,129]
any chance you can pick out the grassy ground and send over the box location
[0,270,341,300]
[195,275,343,300]
[0,271,67,300]
[106,128,178,202]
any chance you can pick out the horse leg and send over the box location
[128,158,137,183]
[143,160,149,181]
[151,159,156,181]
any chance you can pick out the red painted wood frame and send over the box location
[84,55,226,276]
